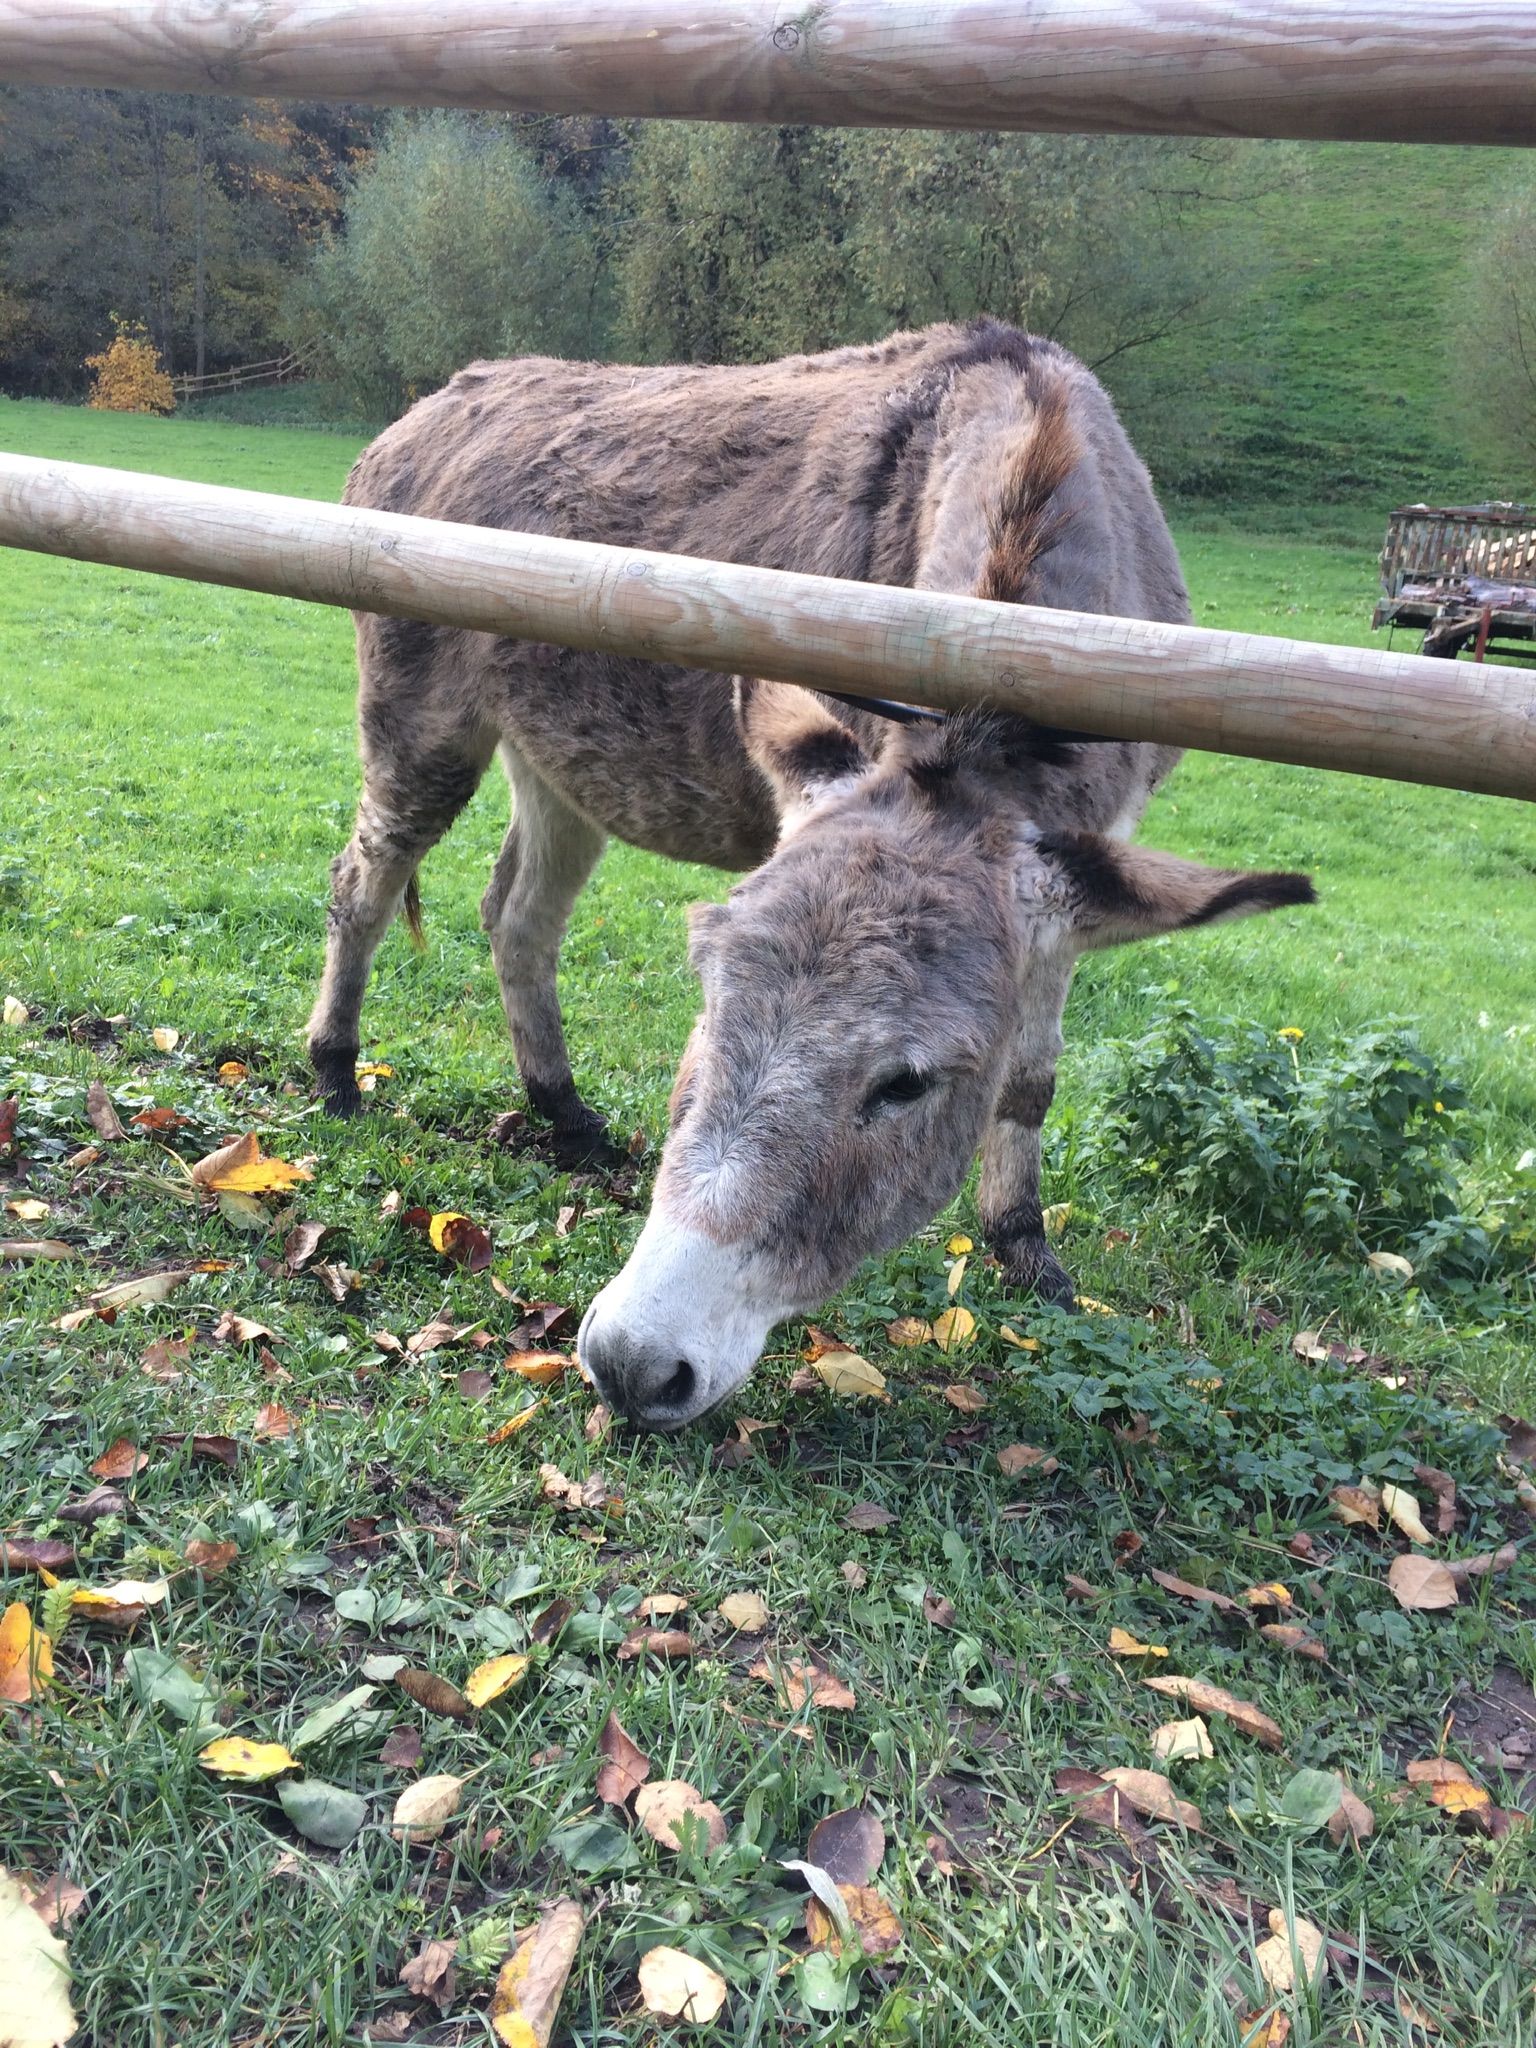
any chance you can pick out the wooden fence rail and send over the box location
[0,1,1532,147]
[2,452,1532,803]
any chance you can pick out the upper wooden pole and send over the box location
[1,451,1532,803]
[0,1,1531,146]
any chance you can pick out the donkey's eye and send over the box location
[862,1068,934,1119]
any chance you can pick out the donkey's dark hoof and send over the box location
[311,1047,363,1118]
[546,1117,626,1171]
[999,1237,1076,1310]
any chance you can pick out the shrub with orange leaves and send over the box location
[85,318,175,415]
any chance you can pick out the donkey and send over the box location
[308,320,1313,1430]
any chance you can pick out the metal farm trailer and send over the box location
[1374,503,1536,662]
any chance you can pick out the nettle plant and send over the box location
[1080,1006,1532,1289]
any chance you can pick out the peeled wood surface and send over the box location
[0,1,1532,146]
[0,451,1533,803]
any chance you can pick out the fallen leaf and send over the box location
[1366,1250,1414,1281]
[506,1352,568,1386]
[997,1443,1059,1477]
[1327,1776,1375,1846]
[458,1368,494,1401]
[71,1577,168,1620]
[90,1438,148,1482]
[215,1312,277,1346]
[999,1325,1041,1351]
[1239,2011,1292,2048]
[399,1936,459,2013]
[941,1383,988,1413]
[141,1336,194,1382]
[17,1874,87,1933]
[1260,1624,1328,1662]
[1054,1766,1154,1853]
[946,1233,973,1256]
[379,1726,422,1770]
[0,1096,14,1150]
[1063,1574,1101,1600]
[529,1599,572,1647]
[1,1539,74,1575]
[596,1710,651,1806]
[191,1130,311,1193]
[923,1589,957,1629]
[0,1238,75,1263]
[635,1779,726,1854]
[1330,1482,1382,1530]
[842,1501,896,1532]
[1041,1202,1073,1237]
[218,1061,247,1083]
[885,1316,932,1347]
[1388,1555,1459,1610]
[397,1668,472,1721]
[1405,1756,1492,1818]
[840,1560,867,1590]
[56,1485,127,1524]
[1113,1529,1144,1561]
[1382,1484,1435,1546]
[1148,1569,1242,1614]
[1143,1674,1283,1749]
[86,1081,126,1141]
[0,1602,54,1703]
[0,1869,77,2048]
[583,1403,611,1445]
[806,1882,903,1958]
[931,1306,976,1353]
[947,1253,968,1297]
[254,1403,295,1441]
[637,1945,728,2027]
[278,1776,367,1849]
[184,1538,239,1576]
[391,1773,465,1842]
[1446,1542,1517,1585]
[1150,1716,1213,1764]
[132,1106,187,1132]
[465,1654,531,1708]
[637,1593,688,1622]
[807,1806,885,1886]
[486,1400,547,1445]
[490,1899,585,2047]
[4,1197,49,1222]
[185,1433,239,1467]
[538,1464,615,1514]
[424,1210,493,1272]
[1099,1766,1202,1830]
[1108,1627,1168,1659]
[2,996,29,1027]
[1254,1909,1327,1995]
[197,1737,299,1781]
[616,1628,694,1663]
[150,1026,180,1053]
[748,1655,855,1713]
[282,1220,331,1272]
[810,1350,888,1399]
[1243,1581,1294,1610]
[717,1591,769,1633]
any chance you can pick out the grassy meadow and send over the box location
[1,397,1533,2048]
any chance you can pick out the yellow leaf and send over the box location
[1243,1581,1294,1609]
[999,1325,1041,1352]
[3,995,30,1027]
[1144,1674,1284,1749]
[932,1306,976,1353]
[71,1577,169,1618]
[0,1601,53,1703]
[1041,1202,1073,1237]
[1100,1765,1203,1830]
[0,1870,77,2048]
[491,1899,584,2047]
[885,1316,932,1348]
[507,1352,568,1385]
[197,1737,299,1781]
[4,1198,50,1222]
[717,1591,770,1632]
[465,1653,531,1708]
[812,1351,888,1399]
[945,1233,973,1256]
[805,1882,904,1957]
[1150,1716,1214,1764]
[635,1779,727,1853]
[486,1399,547,1445]
[1381,1484,1434,1546]
[1108,1627,1168,1659]
[946,1253,968,1298]
[1254,1909,1326,1996]
[428,1210,470,1252]
[1075,1295,1118,1315]
[217,1060,247,1083]
[192,1131,311,1193]
[1366,1250,1414,1281]
[151,1026,180,1053]
[637,1946,729,2026]
[391,1773,465,1842]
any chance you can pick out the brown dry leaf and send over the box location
[506,1352,568,1386]
[637,1594,688,1622]
[1327,1776,1375,1846]
[1143,1674,1283,1749]
[56,1485,127,1524]
[1446,1542,1517,1586]
[842,1502,897,1533]
[528,1599,572,1648]
[931,1306,976,1353]
[886,1316,932,1348]
[132,1106,187,1133]
[636,1945,728,2027]
[595,1710,651,1806]
[90,1438,148,1483]
[86,1081,127,1141]
[748,1655,855,1713]
[400,1937,459,2013]
[141,1336,194,1382]
[397,1668,473,1721]
[1388,1555,1459,1611]
[1148,1569,1242,1614]
[192,1130,311,1193]
[1063,1574,1101,1601]
[717,1590,770,1633]
[19,1874,87,1933]
[215,1312,278,1346]
[83,1269,192,1316]
[840,1560,867,1591]
[538,1464,615,1514]
[1405,1757,1492,1818]
[254,1403,295,1442]
[282,1221,331,1272]
[1330,1482,1382,1530]
[464,1654,531,1709]
[1099,1766,1202,1830]
[1113,1528,1144,1560]
[185,1433,239,1467]
[1054,1766,1154,1854]
[1381,1484,1435,1547]
[379,1726,422,1771]
[1413,1463,1458,1535]
[806,1883,903,1958]
[635,1780,726,1854]
[0,1236,75,1264]
[616,1628,695,1664]
[1260,1624,1328,1663]
[2,1538,74,1575]
[1150,1716,1214,1764]
[922,1589,957,1629]
[486,1400,547,1445]
[806,1805,885,1887]
[1108,1627,1168,1660]
[997,1443,1059,1478]
[458,1368,494,1402]
[0,1601,54,1703]
[490,1899,585,2046]
[583,1403,612,1445]
[941,1382,988,1413]
[1254,1909,1327,1995]
[184,1538,239,1576]
[426,1211,493,1272]
[391,1773,465,1842]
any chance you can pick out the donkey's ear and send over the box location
[1033,829,1315,951]
[736,677,871,833]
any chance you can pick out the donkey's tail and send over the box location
[401,872,426,949]
[975,368,1081,607]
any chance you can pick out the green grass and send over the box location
[1,400,1533,2048]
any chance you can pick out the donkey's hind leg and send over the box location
[482,745,611,1163]
[307,744,489,1115]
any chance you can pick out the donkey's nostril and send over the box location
[659,1358,696,1410]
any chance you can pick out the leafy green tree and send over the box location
[1456,168,1536,477]
[296,112,607,413]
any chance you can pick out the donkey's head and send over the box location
[580,684,1312,1430]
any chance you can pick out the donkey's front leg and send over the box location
[978,960,1076,1307]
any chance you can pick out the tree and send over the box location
[1457,169,1536,478]
[296,112,607,414]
